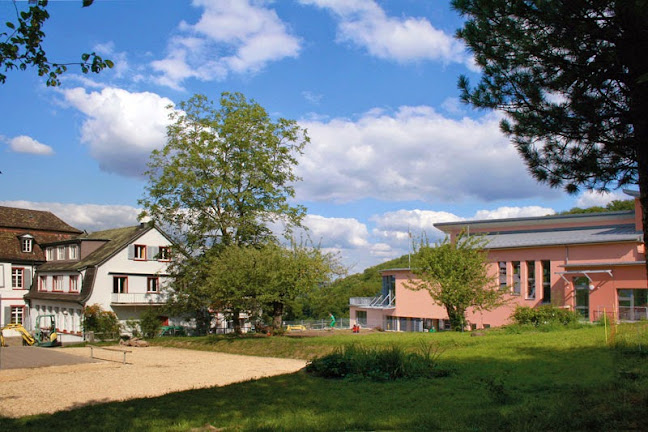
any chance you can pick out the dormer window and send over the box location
[57,246,65,260]
[20,235,34,253]
[46,247,54,261]
[69,245,79,260]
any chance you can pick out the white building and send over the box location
[0,206,82,330]
[26,223,174,343]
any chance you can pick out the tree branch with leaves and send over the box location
[1,0,113,86]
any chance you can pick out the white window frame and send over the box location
[46,247,54,261]
[21,238,33,253]
[57,246,65,260]
[11,267,24,289]
[10,306,24,324]
[158,246,171,261]
[69,245,78,260]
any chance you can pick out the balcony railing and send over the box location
[349,293,395,309]
[111,292,167,305]
[618,306,648,322]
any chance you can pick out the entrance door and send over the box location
[574,277,590,319]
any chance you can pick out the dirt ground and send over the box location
[0,346,306,418]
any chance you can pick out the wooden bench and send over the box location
[89,345,132,364]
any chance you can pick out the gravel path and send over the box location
[0,346,306,418]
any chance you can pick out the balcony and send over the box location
[349,294,395,309]
[111,292,167,305]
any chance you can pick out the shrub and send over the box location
[511,305,581,327]
[139,309,163,338]
[305,342,449,381]
[83,304,120,340]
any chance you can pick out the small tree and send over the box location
[139,309,163,338]
[407,232,507,330]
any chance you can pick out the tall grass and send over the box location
[306,341,448,380]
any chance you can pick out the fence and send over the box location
[283,318,351,331]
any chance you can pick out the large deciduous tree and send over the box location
[1,0,113,86]
[140,92,309,253]
[453,0,648,275]
[203,241,342,333]
[407,233,506,330]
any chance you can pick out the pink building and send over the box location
[350,190,647,331]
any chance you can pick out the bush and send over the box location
[511,305,581,327]
[139,309,163,338]
[306,342,449,381]
[83,304,120,340]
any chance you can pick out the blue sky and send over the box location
[0,0,628,273]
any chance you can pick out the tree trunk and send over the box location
[445,304,467,331]
[232,308,242,335]
[272,301,284,331]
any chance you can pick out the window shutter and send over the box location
[148,246,159,261]
[3,306,11,325]
[127,245,135,260]
[24,269,32,290]
[0,265,4,287]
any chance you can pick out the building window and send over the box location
[526,261,536,299]
[147,277,159,293]
[498,261,507,289]
[69,245,78,260]
[113,276,128,294]
[382,275,396,300]
[21,237,33,253]
[11,267,24,289]
[512,261,521,295]
[356,310,367,326]
[46,247,54,261]
[10,306,24,324]
[541,260,551,303]
[39,275,47,291]
[134,244,147,260]
[69,275,79,292]
[57,246,65,260]
[158,246,171,261]
[618,289,648,321]
[53,275,64,292]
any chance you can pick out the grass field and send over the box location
[2,325,647,431]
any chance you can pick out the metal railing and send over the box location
[593,306,648,322]
[349,293,396,309]
[111,292,167,304]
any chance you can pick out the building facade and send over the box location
[25,223,174,342]
[0,206,82,329]
[350,191,647,331]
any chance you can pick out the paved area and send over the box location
[0,346,97,370]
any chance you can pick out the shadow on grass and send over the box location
[2,343,647,431]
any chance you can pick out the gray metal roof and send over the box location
[482,224,642,249]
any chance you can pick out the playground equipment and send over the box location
[0,314,62,347]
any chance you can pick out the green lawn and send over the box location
[2,325,647,431]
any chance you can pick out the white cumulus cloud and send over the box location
[473,206,555,220]
[6,135,54,155]
[61,87,174,177]
[300,0,472,67]
[0,201,141,232]
[575,190,629,208]
[297,106,551,204]
[151,0,301,89]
